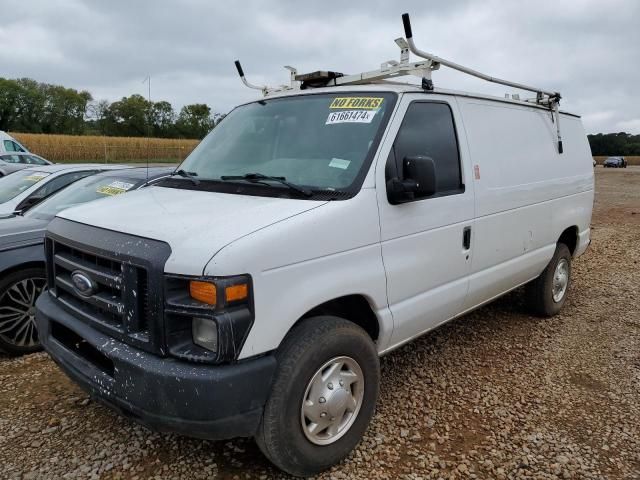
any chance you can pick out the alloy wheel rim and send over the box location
[552,259,569,303]
[300,356,365,446]
[0,277,46,347]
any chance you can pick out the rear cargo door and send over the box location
[376,94,475,347]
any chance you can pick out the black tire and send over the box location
[0,268,46,355]
[255,316,380,477]
[525,243,572,317]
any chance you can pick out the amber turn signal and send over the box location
[190,281,217,305]
[225,283,248,303]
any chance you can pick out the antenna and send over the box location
[142,74,151,180]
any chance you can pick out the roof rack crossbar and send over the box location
[401,13,563,153]
[402,13,558,100]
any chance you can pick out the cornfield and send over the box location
[10,132,200,163]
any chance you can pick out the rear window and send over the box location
[0,170,50,203]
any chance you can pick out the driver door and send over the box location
[376,95,475,347]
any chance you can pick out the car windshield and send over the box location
[25,174,143,221]
[178,92,396,193]
[0,170,50,204]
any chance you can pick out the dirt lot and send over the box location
[1,167,639,480]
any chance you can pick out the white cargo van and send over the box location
[36,15,593,477]
[0,131,29,154]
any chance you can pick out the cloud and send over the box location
[0,0,638,133]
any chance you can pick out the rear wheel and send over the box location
[255,316,379,477]
[0,268,46,355]
[525,243,572,317]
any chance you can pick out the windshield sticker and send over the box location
[329,158,351,170]
[97,181,135,196]
[24,174,48,182]
[326,110,378,125]
[330,97,384,110]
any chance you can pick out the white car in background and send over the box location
[0,131,29,154]
[0,152,53,177]
[0,164,128,217]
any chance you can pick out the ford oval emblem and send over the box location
[71,270,97,297]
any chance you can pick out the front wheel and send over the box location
[255,316,380,477]
[525,243,572,317]
[0,268,47,355]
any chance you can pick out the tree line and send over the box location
[0,77,223,140]
[1,77,639,149]
[587,132,640,156]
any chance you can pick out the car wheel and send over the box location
[255,316,380,477]
[525,243,572,317]
[0,268,46,355]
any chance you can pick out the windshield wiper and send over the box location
[220,173,313,197]
[170,169,200,185]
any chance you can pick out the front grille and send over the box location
[47,239,152,345]
[44,218,172,355]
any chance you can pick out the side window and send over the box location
[1,155,21,164]
[30,171,95,199]
[4,140,16,152]
[14,142,26,152]
[387,102,463,199]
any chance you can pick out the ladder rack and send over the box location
[234,13,564,154]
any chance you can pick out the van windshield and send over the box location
[178,93,396,195]
[0,170,50,204]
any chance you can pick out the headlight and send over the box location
[192,317,218,352]
[164,274,254,363]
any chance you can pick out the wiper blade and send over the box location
[220,173,313,197]
[170,169,200,185]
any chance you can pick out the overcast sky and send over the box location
[1,0,639,134]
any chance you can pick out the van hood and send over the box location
[56,186,328,275]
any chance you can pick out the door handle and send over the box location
[463,226,471,250]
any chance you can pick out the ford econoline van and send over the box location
[35,17,594,476]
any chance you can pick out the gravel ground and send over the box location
[1,167,638,480]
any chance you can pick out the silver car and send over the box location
[0,152,52,177]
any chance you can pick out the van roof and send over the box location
[259,82,580,118]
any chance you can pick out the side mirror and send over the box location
[387,155,436,204]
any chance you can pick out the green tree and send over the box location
[588,132,640,156]
[105,94,151,136]
[0,78,22,131]
[176,103,215,139]
[0,76,223,139]
[40,84,92,134]
[149,100,176,137]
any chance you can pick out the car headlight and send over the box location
[164,274,253,363]
[192,317,219,352]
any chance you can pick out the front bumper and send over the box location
[36,292,277,440]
